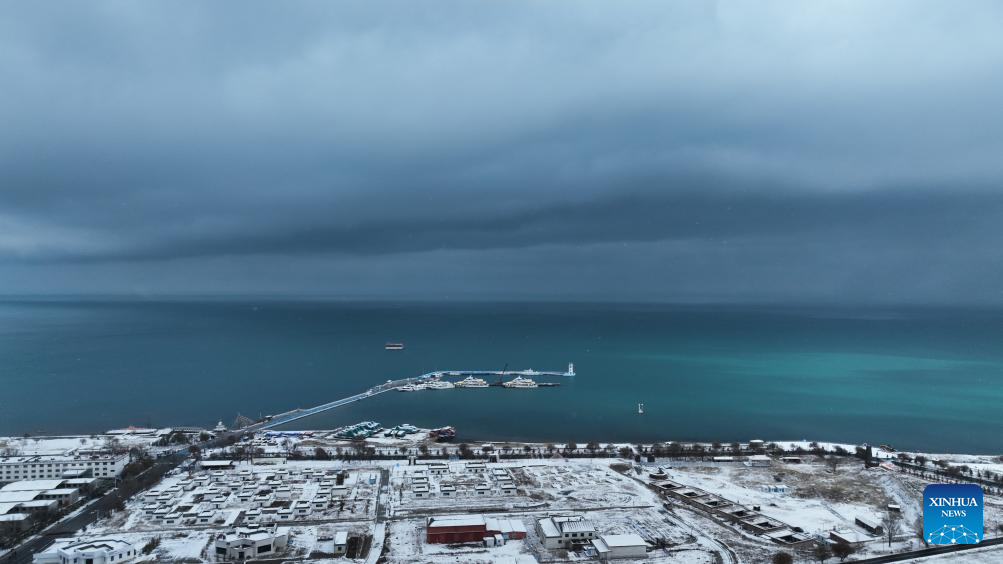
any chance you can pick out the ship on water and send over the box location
[454,376,489,388]
[425,379,455,390]
[502,375,539,388]
[384,342,405,350]
[397,383,426,391]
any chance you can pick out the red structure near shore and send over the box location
[426,515,527,544]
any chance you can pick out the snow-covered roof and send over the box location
[0,492,39,503]
[537,518,560,538]
[428,515,486,528]
[830,529,869,544]
[599,534,645,547]
[485,518,527,534]
[0,479,66,492]
[334,531,348,545]
[551,516,596,533]
[0,513,29,522]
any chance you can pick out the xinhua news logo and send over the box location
[923,484,982,545]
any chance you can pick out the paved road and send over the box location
[1,455,184,564]
[851,537,1003,563]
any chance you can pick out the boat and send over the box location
[429,426,456,442]
[384,342,405,350]
[454,376,490,388]
[638,402,645,414]
[397,383,427,392]
[425,380,455,390]
[502,376,538,388]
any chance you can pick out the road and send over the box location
[851,537,1003,563]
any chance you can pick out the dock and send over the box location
[247,363,575,431]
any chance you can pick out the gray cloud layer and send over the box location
[2,1,1003,303]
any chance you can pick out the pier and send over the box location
[248,363,575,431]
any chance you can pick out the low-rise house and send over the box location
[214,526,290,561]
[0,514,30,534]
[536,515,598,549]
[591,534,648,560]
[33,537,138,564]
[334,531,349,555]
[830,529,869,546]
[855,516,883,535]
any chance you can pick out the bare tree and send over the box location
[772,552,794,564]
[882,513,901,547]
[813,541,832,563]
[831,542,856,561]
[825,456,842,474]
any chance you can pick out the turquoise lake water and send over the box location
[2,299,1001,453]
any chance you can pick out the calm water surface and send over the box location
[2,299,1001,453]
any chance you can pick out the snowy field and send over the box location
[0,431,165,456]
[21,432,1003,563]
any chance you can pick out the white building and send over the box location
[0,513,31,534]
[1,453,129,483]
[33,537,138,564]
[334,531,348,555]
[214,527,290,561]
[536,515,599,549]
[0,480,82,508]
[591,534,648,560]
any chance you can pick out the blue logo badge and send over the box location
[923,484,982,545]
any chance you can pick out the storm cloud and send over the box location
[2,1,1003,303]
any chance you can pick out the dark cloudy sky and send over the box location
[2,1,1003,303]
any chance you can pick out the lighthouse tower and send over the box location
[567,362,575,376]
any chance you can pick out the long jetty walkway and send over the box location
[247,363,575,431]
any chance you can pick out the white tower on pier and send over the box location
[567,362,575,376]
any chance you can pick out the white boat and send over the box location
[638,402,645,414]
[425,380,455,390]
[397,383,427,392]
[502,376,538,388]
[454,376,490,388]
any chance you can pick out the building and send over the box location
[0,513,31,534]
[1,453,129,483]
[830,529,868,546]
[33,537,138,564]
[591,534,648,560]
[214,526,290,560]
[333,531,348,555]
[485,517,527,540]
[536,515,599,549]
[855,516,883,535]
[427,515,491,544]
[426,515,527,544]
[0,480,82,508]
[746,455,772,467]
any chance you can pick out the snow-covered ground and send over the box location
[18,429,1003,563]
[0,432,165,456]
